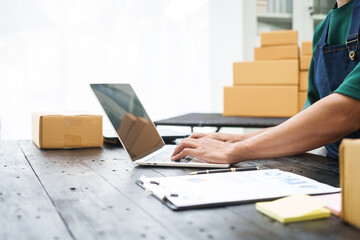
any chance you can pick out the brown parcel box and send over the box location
[298,91,307,112]
[233,60,299,85]
[223,86,298,117]
[300,56,312,70]
[301,41,312,56]
[32,112,103,149]
[254,45,299,61]
[340,139,360,229]
[260,30,298,47]
[299,71,309,91]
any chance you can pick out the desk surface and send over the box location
[154,113,289,129]
[2,140,360,240]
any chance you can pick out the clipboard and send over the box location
[135,179,261,211]
[136,180,182,210]
[136,169,341,211]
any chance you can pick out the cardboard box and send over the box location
[300,56,311,70]
[299,71,309,91]
[340,139,360,229]
[298,91,307,112]
[301,41,312,56]
[254,45,299,61]
[32,112,103,149]
[260,30,298,47]
[223,86,298,117]
[233,60,299,85]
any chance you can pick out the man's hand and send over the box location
[171,137,239,164]
[171,93,360,164]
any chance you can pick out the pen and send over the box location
[189,166,259,175]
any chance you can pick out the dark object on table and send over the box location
[154,113,289,132]
[103,129,189,145]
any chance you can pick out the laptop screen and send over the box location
[90,84,165,161]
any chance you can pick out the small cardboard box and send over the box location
[260,30,298,47]
[223,86,298,117]
[32,112,103,149]
[233,60,299,85]
[340,139,360,229]
[301,41,312,56]
[298,91,307,112]
[300,56,311,70]
[254,45,299,61]
[299,71,309,91]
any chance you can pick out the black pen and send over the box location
[189,166,259,175]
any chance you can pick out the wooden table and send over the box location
[2,140,360,240]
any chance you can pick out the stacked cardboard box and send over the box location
[224,30,299,117]
[299,41,312,111]
[340,139,360,229]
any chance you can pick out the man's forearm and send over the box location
[232,93,360,161]
[233,128,272,142]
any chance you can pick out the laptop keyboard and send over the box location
[144,147,193,163]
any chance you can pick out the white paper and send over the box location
[140,169,341,208]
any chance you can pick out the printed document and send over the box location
[139,169,340,209]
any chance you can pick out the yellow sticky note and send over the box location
[256,194,330,223]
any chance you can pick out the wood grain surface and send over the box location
[0,141,72,240]
[0,140,358,240]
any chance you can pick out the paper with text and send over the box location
[140,169,340,208]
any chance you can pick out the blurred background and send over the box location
[0,0,334,140]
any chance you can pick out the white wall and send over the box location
[0,0,244,140]
[209,0,255,112]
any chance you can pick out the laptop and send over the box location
[90,83,230,168]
